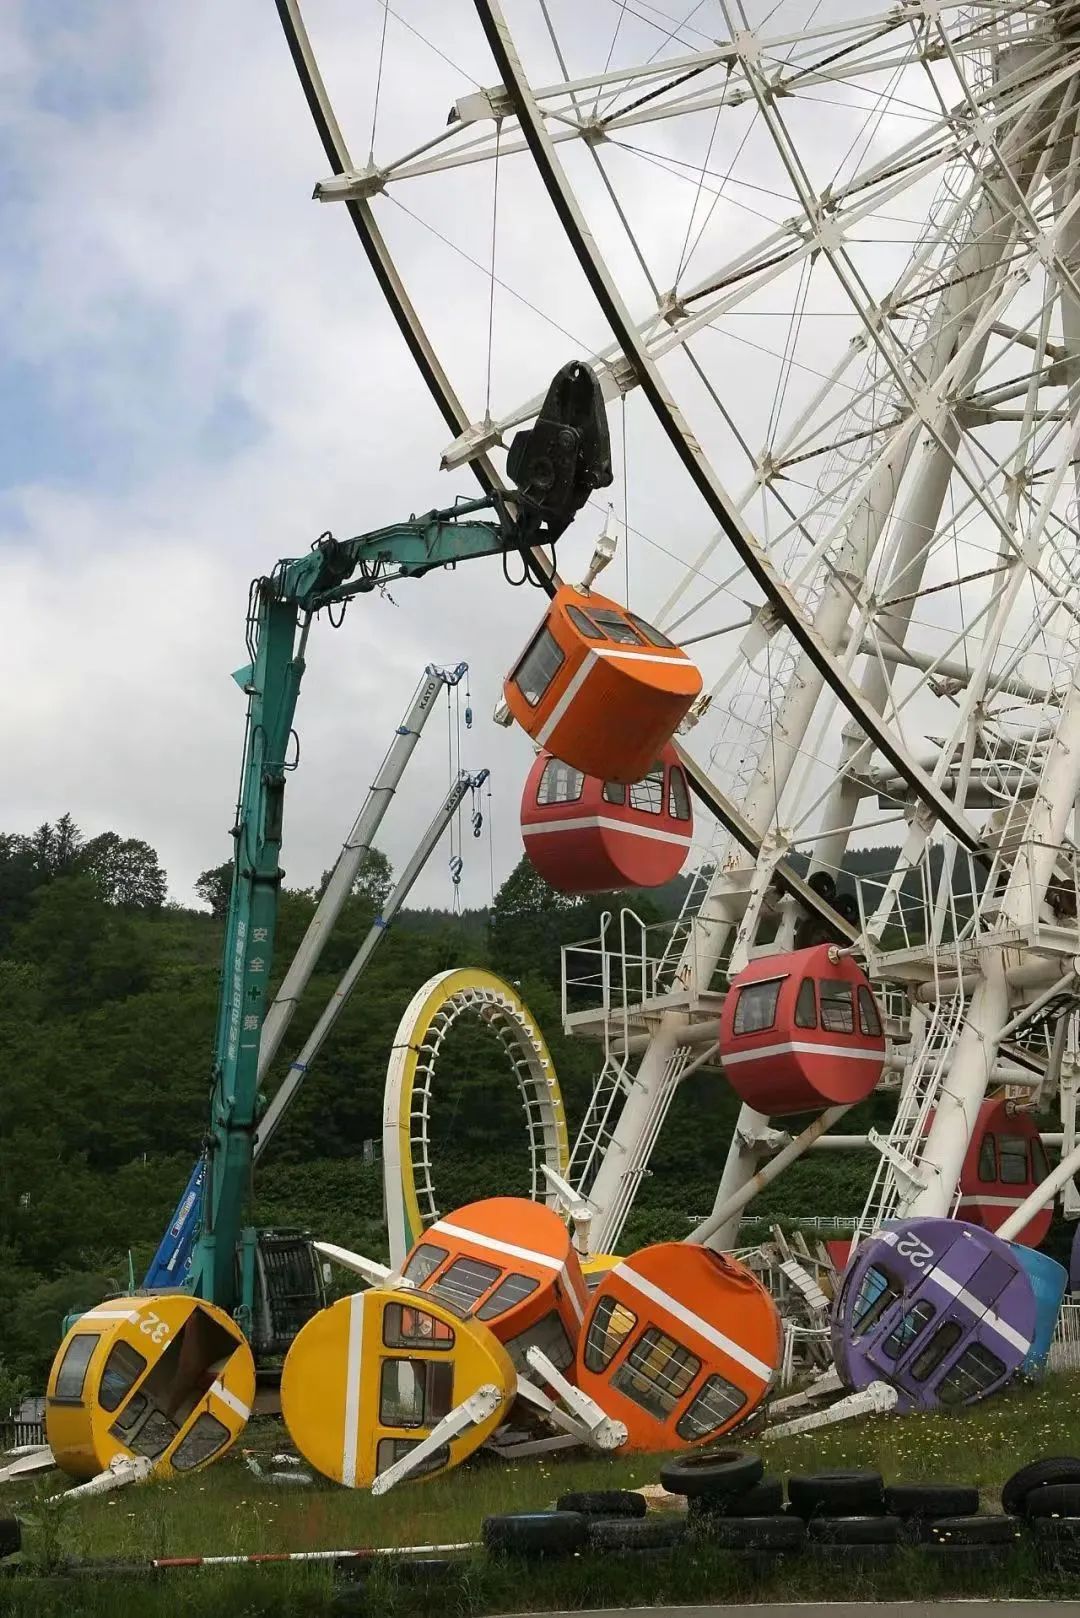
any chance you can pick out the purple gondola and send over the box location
[833,1217,1046,1411]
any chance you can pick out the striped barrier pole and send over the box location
[150,1541,476,1569]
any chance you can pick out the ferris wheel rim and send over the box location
[266,0,1080,864]
[273,0,560,595]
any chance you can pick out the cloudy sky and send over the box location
[0,0,624,912]
[2,0,1021,919]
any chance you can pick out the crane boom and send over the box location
[182,358,612,1322]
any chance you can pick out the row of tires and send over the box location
[662,1444,1080,1523]
[482,1449,1080,1566]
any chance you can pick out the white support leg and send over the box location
[524,1346,627,1450]
[540,1164,595,1256]
[767,1364,844,1417]
[54,1454,153,1502]
[768,1380,898,1439]
[371,1385,503,1496]
[313,1241,402,1289]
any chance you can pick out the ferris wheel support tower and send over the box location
[586,46,1080,1253]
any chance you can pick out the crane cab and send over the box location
[719,945,885,1115]
[281,1285,514,1488]
[575,1243,780,1451]
[502,587,702,784]
[520,744,693,894]
[400,1198,588,1377]
[832,1216,1057,1411]
[956,1099,1053,1246]
[46,1294,254,1481]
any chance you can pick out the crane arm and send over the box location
[185,359,613,1318]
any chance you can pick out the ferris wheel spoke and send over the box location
[474,0,991,850]
[272,0,1080,1249]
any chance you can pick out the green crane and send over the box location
[182,361,611,1339]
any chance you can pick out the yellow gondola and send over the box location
[281,1285,515,1489]
[46,1293,255,1481]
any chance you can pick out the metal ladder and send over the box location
[590,1044,694,1254]
[859,988,968,1232]
[567,1051,636,1199]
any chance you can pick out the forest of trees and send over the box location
[0,815,902,1395]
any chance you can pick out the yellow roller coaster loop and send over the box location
[382,969,569,1268]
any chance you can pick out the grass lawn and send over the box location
[2,1374,1080,1614]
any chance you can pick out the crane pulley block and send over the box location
[506,360,612,538]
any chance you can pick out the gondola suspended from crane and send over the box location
[718,945,885,1115]
[520,743,693,894]
[502,587,702,783]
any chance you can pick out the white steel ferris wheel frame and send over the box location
[276,0,1080,1257]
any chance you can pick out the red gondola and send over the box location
[955,1098,1052,1247]
[520,744,693,894]
[719,945,885,1115]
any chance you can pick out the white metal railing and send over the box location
[561,911,727,1030]
[1049,1299,1080,1373]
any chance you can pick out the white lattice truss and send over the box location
[279,0,1080,1252]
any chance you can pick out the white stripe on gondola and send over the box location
[209,1380,250,1421]
[431,1219,563,1271]
[535,652,596,747]
[342,1292,365,1489]
[721,1039,882,1067]
[524,815,692,847]
[594,647,688,667]
[924,1267,1031,1355]
[874,1233,1031,1355]
[612,1263,774,1382]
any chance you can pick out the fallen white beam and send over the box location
[767,1379,898,1438]
[53,1454,153,1502]
[0,1446,56,1483]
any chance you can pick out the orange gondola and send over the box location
[719,944,885,1115]
[520,744,693,894]
[575,1243,781,1451]
[502,586,702,783]
[400,1198,589,1376]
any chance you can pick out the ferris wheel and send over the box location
[275,0,1080,1260]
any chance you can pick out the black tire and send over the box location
[587,1516,685,1552]
[1002,1456,1080,1517]
[1025,1484,1080,1519]
[659,1447,763,1499]
[885,1483,980,1520]
[557,1490,645,1519]
[808,1543,895,1568]
[807,1514,903,1546]
[688,1477,785,1519]
[1028,1516,1080,1544]
[0,1520,20,1559]
[393,1559,457,1583]
[788,1470,884,1519]
[929,1514,1022,1547]
[918,1543,1015,1572]
[696,1514,806,1551]
[483,1511,588,1557]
